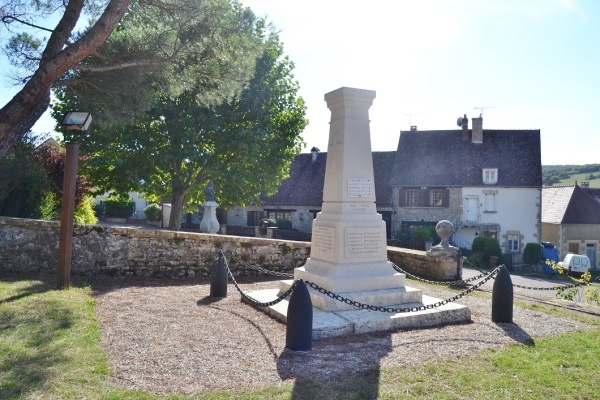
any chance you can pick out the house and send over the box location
[225,116,542,260]
[542,184,600,269]
[226,147,397,238]
[388,116,542,264]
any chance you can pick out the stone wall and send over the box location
[0,217,446,281]
[387,247,459,281]
[0,217,310,278]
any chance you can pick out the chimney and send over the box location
[461,114,469,140]
[410,125,417,131]
[310,146,320,162]
[472,117,483,143]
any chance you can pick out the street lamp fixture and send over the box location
[57,111,91,289]
[61,111,92,132]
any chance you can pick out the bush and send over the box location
[74,196,98,225]
[144,203,162,222]
[523,242,542,265]
[103,196,134,218]
[259,218,277,228]
[471,236,503,267]
[413,226,438,243]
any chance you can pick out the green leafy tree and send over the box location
[0,0,261,158]
[0,133,96,222]
[54,27,307,230]
[471,236,503,267]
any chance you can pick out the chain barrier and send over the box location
[226,252,294,278]
[304,265,501,314]
[461,257,599,291]
[222,252,598,311]
[222,253,297,307]
[390,260,488,286]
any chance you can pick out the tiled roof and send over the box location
[261,151,395,207]
[542,185,600,224]
[389,129,541,187]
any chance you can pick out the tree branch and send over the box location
[1,15,55,32]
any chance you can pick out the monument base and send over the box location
[245,280,471,339]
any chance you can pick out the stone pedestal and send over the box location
[200,201,220,234]
[294,87,404,295]
[425,220,462,281]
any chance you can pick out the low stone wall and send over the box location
[0,217,446,281]
[0,217,310,278]
[387,247,460,281]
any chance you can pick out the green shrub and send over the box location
[144,203,162,222]
[471,236,503,267]
[74,196,98,224]
[413,226,438,242]
[103,196,134,218]
[523,242,542,265]
[259,218,277,227]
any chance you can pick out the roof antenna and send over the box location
[474,106,494,118]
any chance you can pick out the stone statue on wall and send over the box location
[204,180,215,202]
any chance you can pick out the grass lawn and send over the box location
[1,275,599,399]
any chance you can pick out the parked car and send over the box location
[558,254,591,276]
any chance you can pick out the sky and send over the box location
[1,0,599,165]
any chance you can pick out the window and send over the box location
[484,191,496,212]
[482,168,498,184]
[568,242,580,254]
[430,189,443,206]
[507,234,519,252]
[406,189,418,206]
[266,210,292,220]
[247,211,263,226]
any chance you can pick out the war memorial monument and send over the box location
[249,87,470,339]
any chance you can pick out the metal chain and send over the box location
[390,260,488,285]
[304,266,501,314]
[455,257,600,290]
[223,256,298,307]
[226,252,294,278]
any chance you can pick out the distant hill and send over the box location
[542,164,600,188]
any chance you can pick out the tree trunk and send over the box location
[168,187,188,231]
[0,0,133,159]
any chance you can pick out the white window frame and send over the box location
[406,189,418,206]
[483,190,497,212]
[507,234,520,252]
[482,168,498,184]
[430,189,443,206]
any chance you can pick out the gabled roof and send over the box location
[542,185,600,224]
[389,129,541,187]
[261,151,395,207]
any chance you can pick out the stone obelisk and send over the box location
[294,87,405,294]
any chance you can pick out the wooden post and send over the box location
[57,142,79,290]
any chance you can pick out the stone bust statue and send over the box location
[435,220,454,248]
[204,180,215,202]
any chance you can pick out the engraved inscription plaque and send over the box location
[344,228,384,258]
[347,177,372,197]
[311,226,336,261]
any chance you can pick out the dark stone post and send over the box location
[210,250,228,297]
[492,265,513,322]
[286,279,313,351]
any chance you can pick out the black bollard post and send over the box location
[286,279,313,351]
[491,265,513,323]
[210,250,228,298]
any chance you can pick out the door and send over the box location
[587,243,597,270]
[465,198,478,226]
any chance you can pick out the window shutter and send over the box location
[399,189,406,206]
[442,189,450,207]
[418,189,427,206]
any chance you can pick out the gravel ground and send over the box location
[90,274,597,396]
